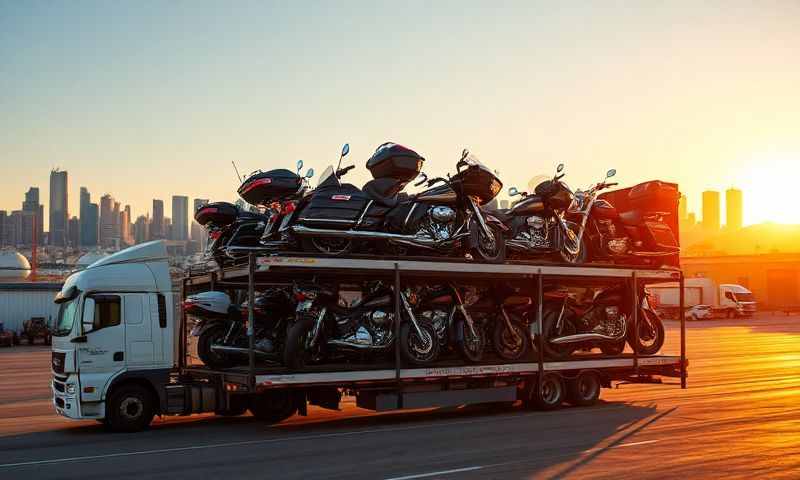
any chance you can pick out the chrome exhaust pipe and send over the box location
[327,339,393,350]
[210,345,276,356]
[549,332,625,344]
[292,225,441,246]
[629,250,679,257]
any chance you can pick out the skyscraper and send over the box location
[726,188,743,231]
[134,215,149,244]
[0,211,7,246]
[151,199,164,239]
[191,198,209,246]
[79,187,98,246]
[678,194,688,222]
[22,187,44,245]
[68,216,80,247]
[49,169,69,246]
[85,203,99,247]
[171,195,189,241]
[120,205,132,246]
[702,191,720,231]
[99,194,115,247]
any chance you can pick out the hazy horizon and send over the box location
[3,1,800,228]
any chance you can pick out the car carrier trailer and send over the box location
[51,241,687,432]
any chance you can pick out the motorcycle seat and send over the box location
[618,210,643,225]
[362,178,408,208]
[238,210,269,221]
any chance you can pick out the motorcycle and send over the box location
[283,281,441,369]
[468,284,535,361]
[493,164,586,263]
[194,202,271,269]
[539,284,665,360]
[406,283,486,363]
[287,143,506,262]
[184,288,295,369]
[566,172,680,265]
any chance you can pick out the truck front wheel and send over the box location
[106,385,155,433]
[249,391,297,424]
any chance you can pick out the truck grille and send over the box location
[53,380,65,393]
[51,352,66,374]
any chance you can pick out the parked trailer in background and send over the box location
[648,277,756,319]
[51,241,687,433]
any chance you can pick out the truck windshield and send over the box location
[53,300,78,337]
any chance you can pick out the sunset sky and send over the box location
[2,1,800,227]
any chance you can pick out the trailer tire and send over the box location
[106,385,155,433]
[527,374,565,411]
[249,391,297,424]
[566,371,601,407]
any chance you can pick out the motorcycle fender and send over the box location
[191,321,226,337]
[484,214,509,231]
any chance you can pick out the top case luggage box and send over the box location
[626,181,679,212]
[194,201,239,227]
[238,169,302,205]
[366,143,424,181]
[298,184,371,230]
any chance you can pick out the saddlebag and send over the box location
[194,202,239,227]
[297,185,369,229]
[642,220,678,249]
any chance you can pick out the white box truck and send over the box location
[647,277,756,319]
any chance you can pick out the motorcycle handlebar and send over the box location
[337,165,355,177]
[427,177,447,187]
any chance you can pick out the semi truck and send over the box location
[647,277,756,319]
[51,240,687,432]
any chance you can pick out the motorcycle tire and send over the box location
[473,223,506,264]
[197,324,236,370]
[455,317,485,363]
[541,307,577,361]
[248,391,297,424]
[400,322,440,366]
[493,316,529,361]
[300,237,353,256]
[559,233,590,264]
[629,309,665,356]
[284,315,324,370]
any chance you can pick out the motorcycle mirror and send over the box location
[306,168,314,179]
[508,187,519,196]
[461,148,469,160]
[557,163,565,173]
[296,159,304,172]
[341,143,350,157]
[607,169,616,178]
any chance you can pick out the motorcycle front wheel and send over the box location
[300,237,353,256]
[560,233,589,264]
[493,314,530,361]
[541,307,577,360]
[629,309,665,356]
[197,324,236,370]
[284,315,326,370]
[400,322,440,366]
[455,317,485,363]
[472,224,506,264]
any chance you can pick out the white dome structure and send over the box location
[0,251,32,280]
[76,251,110,270]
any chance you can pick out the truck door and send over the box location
[77,294,126,402]
[123,293,154,367]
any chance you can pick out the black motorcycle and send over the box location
[284,281,440,369]
[287,144,506,262]
[185,288,296,369]
[492,164,586,263]
[468,284,535,361]
[194,201,271,269]
[540,284,665,360]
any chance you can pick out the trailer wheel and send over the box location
[566,371,601,407]
[249,391,297,424]
[106,385,155,433]
[527,374,564,411]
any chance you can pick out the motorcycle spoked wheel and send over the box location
[472,223,506,264]
[454,315,485,363]
[400,322,440,366]
[284,315,327,370]
[541,307,578,360]
[493,314,530,361]
[300,237,354,256]
[629,309,665,356]
[197,324,236,370]
[559,232,590,264]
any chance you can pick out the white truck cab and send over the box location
[51,241,177,431]
[719,284,757,316]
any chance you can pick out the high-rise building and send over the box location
[49,169,69,246]
[151,199,164,239]
[702,191,720,231]
[133,215,149,244]
[8,211,24,246]
[21,187,44,245]
[99,194,115,247]
[0,211,6,246]
[68,216,80,247]
[687,212,697,226]
[726,188,743,231]
[120,205,132,246]
[79,187,98,246]
[191,198,209,246]
[171,195,189,241]
[678,194,688,221]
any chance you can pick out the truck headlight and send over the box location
[66,384,76,395]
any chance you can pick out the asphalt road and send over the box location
[1,314,799,479]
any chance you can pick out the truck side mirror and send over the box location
[82,297,96,334]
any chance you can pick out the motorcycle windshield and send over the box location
[527,175,551,193]
[316,166,336,188]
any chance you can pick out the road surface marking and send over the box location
[384,466,484,480]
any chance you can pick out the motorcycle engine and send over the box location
[514,215,552,249]
[418,207,456,242]
[420,309,450,345]
[588,305,626,337]
[606,238,630,255]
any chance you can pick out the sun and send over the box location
[738,155,800,225]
